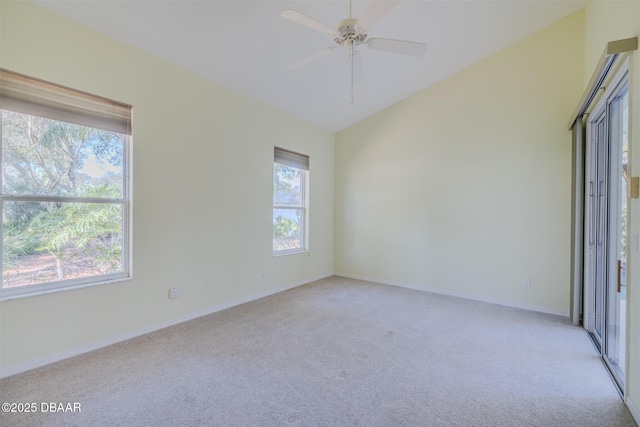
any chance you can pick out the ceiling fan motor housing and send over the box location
[335,18,366,46]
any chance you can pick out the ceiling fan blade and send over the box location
[356,0,400,33]
[281,10,335,36]
[289,47,337,70]
[367,37,426,56]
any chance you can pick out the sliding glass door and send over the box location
[586,115,606,347]
[605,84,628,382]
[584,67,628,392]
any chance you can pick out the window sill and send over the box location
[0,274,131,301]
[273,249,308,258]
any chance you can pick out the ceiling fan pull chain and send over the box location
[351,44,355,105]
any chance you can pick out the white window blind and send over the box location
[274,147,309,170]
[0,68,131,135]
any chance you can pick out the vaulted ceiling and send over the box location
[34,0,586,132]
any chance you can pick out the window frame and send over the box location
[273,147,309,256]
[0,69,132,300]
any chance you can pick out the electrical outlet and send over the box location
[169,287,181,299]
[523,279,531,288]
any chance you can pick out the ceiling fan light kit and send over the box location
[281,0,426,105]
[335,19,366,45]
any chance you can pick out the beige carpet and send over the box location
[0,276,636,426]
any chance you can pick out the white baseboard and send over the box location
[627,396,640,426]
[335,272,568,317]
[0,273,332,379]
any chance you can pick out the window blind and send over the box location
[274,147,309,171]
[0,68,131,135]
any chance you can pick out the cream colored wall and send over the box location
[584,0,640,419]
[584,0,639,82]
[335,11,585,316]
[2,1,635,418]
[0,2,334,373]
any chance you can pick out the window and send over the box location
[0,69,131,299]
[273,147,308,255]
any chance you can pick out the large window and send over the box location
[0,69,131,299]
[273,147,308,255]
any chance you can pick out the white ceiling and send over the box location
[33,0,586,132]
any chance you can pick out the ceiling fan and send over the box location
[281,0,426,104]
